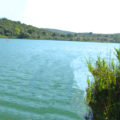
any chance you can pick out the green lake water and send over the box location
[0,39,119,120]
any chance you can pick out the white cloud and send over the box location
[22,0,120,33]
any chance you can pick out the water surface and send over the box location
[0,39,119,120]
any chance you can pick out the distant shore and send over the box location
[0,18,120,43]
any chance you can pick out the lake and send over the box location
[0,38,119,120]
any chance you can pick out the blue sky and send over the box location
[0,0,120,33]
[0,0,27,21]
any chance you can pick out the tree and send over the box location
[15,27,20,36]
[18,32,30,38]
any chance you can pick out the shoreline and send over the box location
[0,37,119,44]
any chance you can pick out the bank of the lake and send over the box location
[1,18,120,43]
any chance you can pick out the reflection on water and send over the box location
[0,39,119,120]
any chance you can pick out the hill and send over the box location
[42,28,75,35]
[0,18,69,40]
[0,18,120,43]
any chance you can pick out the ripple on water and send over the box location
[2,40,114,119]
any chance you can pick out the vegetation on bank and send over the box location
[0,18,68,40]
[85,48,120,120]
[1,18,120,42]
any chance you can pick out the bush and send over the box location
[85,48,120,120]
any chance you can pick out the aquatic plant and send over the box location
[85,48,120,120]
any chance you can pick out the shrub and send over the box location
[85,48,120,120]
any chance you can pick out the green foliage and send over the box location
[15,27,20,36]
[1,18,120,42]
[0,18,69,40]
[85,49,120,120]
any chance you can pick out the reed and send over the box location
[85,48,120,120]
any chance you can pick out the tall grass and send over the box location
[85,48,120,120]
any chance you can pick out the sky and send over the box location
[0,0,120,33]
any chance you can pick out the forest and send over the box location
[0,18,120,43]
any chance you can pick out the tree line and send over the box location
[0,18,120,43]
